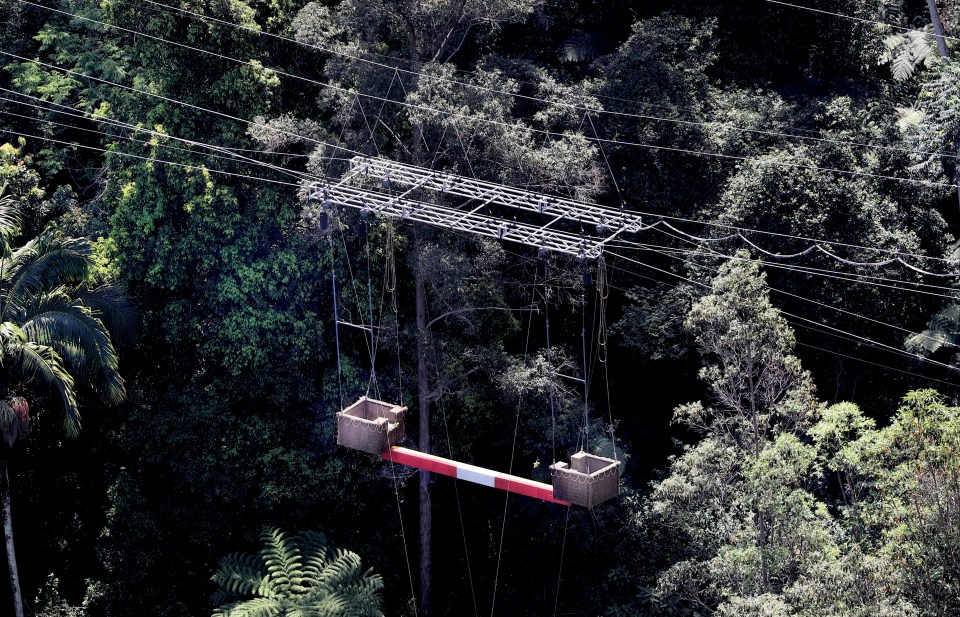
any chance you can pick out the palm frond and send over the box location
[13,341,79,437]
[21,290,125,404]
[75,284,138,348]
[0,321,26,356]
[4,234,91,311]
[0,183,22,260]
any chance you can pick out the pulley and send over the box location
[536,246,548,277]
[596,218,612,236]
[577,253,592,287]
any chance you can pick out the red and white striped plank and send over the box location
[382,446,571,506]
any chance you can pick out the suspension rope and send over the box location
[552,508,571,617]
[392,74,433,158]
[370,222,393,397]
[427,318,481,617]
[596,256,618,462]
[544,278,558,465]
[325,97,356,179]
[328,233,344,410]
[490,278,540,616]
[365,225,379,398]
[384,222,403,405]
[579,281,590,452]
[337,219,378,383]
[585,112,624,209]
[374,211,416,616]
[384,445,420,617]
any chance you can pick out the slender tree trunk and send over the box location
[403,21,432,612]
[757,509,770,592]
[924,0,960,211]
[415,253,432,616]
[928,0,948,57]
[1,457,24,617]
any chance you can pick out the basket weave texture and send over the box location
[336,397,407,455]
[550,451,620,508]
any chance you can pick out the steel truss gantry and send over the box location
[308,156,643,259]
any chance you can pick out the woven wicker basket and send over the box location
[336,397,407,455]
[550,451,620,508]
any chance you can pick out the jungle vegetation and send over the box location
[2,0,960,615]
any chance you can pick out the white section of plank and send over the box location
[456,463,496,487]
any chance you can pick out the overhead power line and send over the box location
[599,249,959,388]
[796,342,958,389]
[12,0,960,191]
[7,113,955,375]
[640,220,960,293]
[134,0,959,162]
[5,21,958,270]
[0,50,366,158]
[610,238,960,300]
[761,0,960,42]
[0,103,297,173]
[6,67,955,280]
[0,87,322,181]
[604,247,960,378]
[0,127,303,188]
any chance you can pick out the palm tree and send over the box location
[211,528,385,617]
[0,183,130,617]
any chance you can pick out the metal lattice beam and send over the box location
[309,181,604,258]
[309,156,642,259]
[343,156,642,235]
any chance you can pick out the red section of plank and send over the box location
[494,476,542,500]
[382,446,457,477]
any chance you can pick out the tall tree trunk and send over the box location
[927,0,948,57]
[415,252,432,616]
[1,457,24,617]
[404,21,431,611]
[757,509,770,593]
[925,0,960,211]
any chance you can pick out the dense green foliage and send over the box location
[3,0,960,615]
[211,528,384,617]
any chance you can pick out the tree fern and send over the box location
[211,528,384,617]
[880,23,934,83]
[905,303,960,358]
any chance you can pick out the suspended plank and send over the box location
[382,446,571,506]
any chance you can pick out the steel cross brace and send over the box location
[308,182,606,259]
[346,156,643,235]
